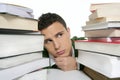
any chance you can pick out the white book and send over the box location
[0,34,44,57]
[17,69,91,80]
[16,69,47,80]
[47,69,91,80]
[82,21,120,31]
[0,3,33,18]
[77,50,120,78]
[75,40,120,56]
[0,13,37,31]
[0,52,42,68]
[89,7,120,20]
[90,3,120,12]
[84,28,120,37]
[0,58,49,80]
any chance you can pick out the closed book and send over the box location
[86,17,120,25]
[0,58,49,80]
[89,7,120,20]
[87,37,120,42]
[90,3,120,12]
[0,3,33,18]
[0,13,37,31]
[82,21,120,31]
[84,28,120,37]
[75,40,120,56]
[0,33,44,57]
[0,52,42,69]
[77,50,120,78]
[16,69,47,80]
[17,69,91,80]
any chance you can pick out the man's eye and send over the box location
[57,33,63,38]
[45,40,52,44]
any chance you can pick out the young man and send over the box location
[38,13,120,80]
[38,13,78,71]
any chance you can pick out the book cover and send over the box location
[0,34,44,57]
[0,3,33,18]
[0,13,38,31]
[90,3,120,12]
[87,37,120,42]
[82,21,120,31]
[0,58,49,80]
[17,69,91,80]
[86,17,120,25]
[75,40,120,56]
[84,28,120,37]
[0,52,42,69]
[77,50,120,78]
[16,69,47,80]
[89,7,120,20]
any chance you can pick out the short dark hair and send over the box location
[38,13,67,30]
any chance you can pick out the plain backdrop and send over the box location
[0,0,120,37]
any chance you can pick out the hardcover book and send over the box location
[82,21,120,31]
[17,69,91,80]
[77,50,120,78]
[75,40,120,56]
[0,34,44,57]
[89,7,120,20]
[84,29,120,37]
[0,52,42,68]
[0,13,38,31]
[0,58,49,80]
[86,17,120,25]
[90,3,120,12]
[0,3,33,18]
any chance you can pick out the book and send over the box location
[47,69,91,80]
[0,33,44,57]
[77,50,120,78]
[84,28,120,37]
[0,3,33,18]
[16,69,47,80]
[0,58,49,80]
[82,21,120,31]
[89,7,120,20]
[90,3,120,12]
[17,69,91,80]
[87,37,120,42]
[75,40,120,56]
[0,13,38,31]
[0,52,42,68]
[86,17,120,25]
[83,65,120,80]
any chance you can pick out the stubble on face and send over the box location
[41,22,72,58]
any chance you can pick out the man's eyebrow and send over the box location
[55,31,64,37]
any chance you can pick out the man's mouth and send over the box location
[56,50,65,55]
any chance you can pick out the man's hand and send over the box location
[54,56,77,71]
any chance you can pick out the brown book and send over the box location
[84,29,120,37]
[0,13,38,31]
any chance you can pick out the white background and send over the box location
[0,0,120,37]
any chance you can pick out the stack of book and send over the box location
[75,3,120,80]
[0,3,49,80]
[0,3,34,18]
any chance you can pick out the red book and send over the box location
[75,40,120,56]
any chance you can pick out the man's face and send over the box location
[41,22,72,58]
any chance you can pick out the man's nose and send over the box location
[53,40,60,50]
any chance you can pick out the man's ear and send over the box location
[67,27,71,37]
